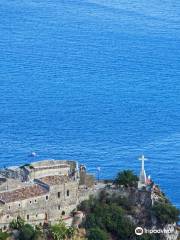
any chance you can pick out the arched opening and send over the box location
[61,211,65,216]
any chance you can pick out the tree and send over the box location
[85,214,97,229]
[152,202,180,224]
[88,227,108,240]
[19,223,39,240]
[114,170,138,187]
[98,190,109,203]
[78,200,92,214]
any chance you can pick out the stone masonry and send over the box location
[0,160,95,230]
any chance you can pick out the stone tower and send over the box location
[79,164,87,185]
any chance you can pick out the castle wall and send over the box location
[28,167,69,180]
[47,181,79,223]
[0,160,95,230]
[0,180,80,229]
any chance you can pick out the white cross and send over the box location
[139,154,147,171]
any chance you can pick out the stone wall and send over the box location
[0,160,94,230]
[28,167,70,180]
[0,179,80,229]
[0,194,49,228]
[47,181,79,223]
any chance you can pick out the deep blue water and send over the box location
[0,0,180,207]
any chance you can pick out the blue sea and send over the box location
[0,0,180,208]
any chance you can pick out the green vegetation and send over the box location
[152,202,180,224]
[9,218,76,240]
[50,221,67,240]
[78,194,135,239]
[0,231,9,240]
[18,224,40,240]
[50,220,75,240]
[10,217,41,240]
[78,193,164,240]
[78,170,180,240]
[99,190,133,211]
[6,170,180,240]
[9,216,25,230]
[138,235,158,240]
[87,227,108,240]
[114,170,138,187]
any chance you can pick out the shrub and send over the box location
[88,227,108,240]
[138,234,160,240]
[152,202,180,224]
[78,196,98,214]
[0,231,9,240]
[50,221,67,240]
[50,220,75,240]
[85,214,97,229]
[79,197,135,239]
[19,223,39,240]
[9,216,25,230]
[114,170,138,187]
[78,200,92,214]
[66,226,76,238]
[98,190,110,203]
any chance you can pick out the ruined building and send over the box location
[0,160,94,230]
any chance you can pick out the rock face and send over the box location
[0,162,179,240]
[101,185,179,240]
[129,188,152,207]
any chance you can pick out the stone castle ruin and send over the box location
[0,160,95,230]
[0,157,178,240]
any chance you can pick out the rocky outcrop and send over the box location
[99,185,179,240]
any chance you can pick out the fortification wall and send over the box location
[28,167,70,180]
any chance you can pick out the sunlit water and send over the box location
[0,0,180,207]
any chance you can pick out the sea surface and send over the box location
[0,0,180,207]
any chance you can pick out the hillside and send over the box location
[0,170,179,240]
[77,170,180,240]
